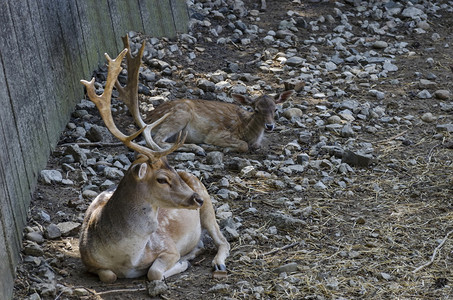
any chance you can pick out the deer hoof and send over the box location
[213,264,227,279]
[148,280,168,297]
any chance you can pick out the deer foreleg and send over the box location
[200,200,230,278]
[205,131,248,153]
[177,171,230,277]
[147,251,181,281]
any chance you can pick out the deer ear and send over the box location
[232,94,253,105]
[137,163,148,180]
[275,90,294,104]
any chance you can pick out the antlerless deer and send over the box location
[116,36,294,156]
[79,49,230,287]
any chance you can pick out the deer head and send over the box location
[80,49,201,210]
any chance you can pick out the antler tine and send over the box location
[142,112,187,158]
[115,35,147,128]
[80,49,160,163]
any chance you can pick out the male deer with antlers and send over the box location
[116,36,294,156]
[79,49,230,287]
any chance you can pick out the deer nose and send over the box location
[191,193,204,206]
[265,123,275,131]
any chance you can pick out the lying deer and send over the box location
[79,49,230,285]
[116,36,294,156]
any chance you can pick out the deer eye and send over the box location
[157,177,170,185]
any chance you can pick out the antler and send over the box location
[80,49,182,163]
[115,35,147,128]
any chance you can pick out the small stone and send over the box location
[314,181,327,190]
[174,153,196,161]
[206,151,224,165]
[283,108,303,119]
[25,232,45,244]
[240,166,257,178]
[355,217,366,225]
[421,112,436,123]
[208,283,230,293]
[383,60,398,72]
[285,56,304,67]
[327,115,342,124]
[40,170,63,185]
[148,280,168,297]
[419,79,437,89]
[340,124,355,138]
[73,288,90,296]
[372,41,388,49]
[23,242,44,256]
[436,124,453,133]
[273,262,298,274]
[325,61,337,71]
[56,221,81,237]
[434,90,451,100]
[197,79,216,92]
[417,90,432,99]
[380,272,392,280]
[342,150,373,167]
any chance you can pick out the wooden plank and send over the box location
[96,0,119,55]
[108,0,144,49]
[0,1,36,217]
[0,52,24,267]
[0,214,14,300]
[156,0,176,37]
[26,0,63,150]
[170,0,189,33]
[54,0,87,115]
[138,0,165,37]
[74,0,103,71]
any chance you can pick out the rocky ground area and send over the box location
[13,0,453,299]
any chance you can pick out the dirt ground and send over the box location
[13,0,453,299]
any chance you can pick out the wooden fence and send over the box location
[0,1,188,298]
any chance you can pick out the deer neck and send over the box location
[240,112,265,144]
[102,180,159,236]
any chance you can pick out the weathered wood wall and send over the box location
[0,1,188,299]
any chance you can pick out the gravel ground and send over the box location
[14,0,453,299]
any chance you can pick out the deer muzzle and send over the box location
[190,193,204,207]
[265,123,275,131]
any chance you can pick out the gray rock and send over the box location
[40,170,63,184]
[286,56,304,67]
[372,41,388,49]
[341,124,355,138]
[174,152,196,161]
[283,108,303,119]
[417,90,432,99]
[421,112,436,123]
[383,60,398,72]
[86,125,113,142]
[401,7,424,19]
[436,124,453,133]
[273,262,298,274]
[419,79,436,89]
[148,280,168,297]
[206,151,224,165]
[104,167,124,180]
[65,144,87,166]
[325,61,337,71]
[25,232,45,244]
[197,79,216,92]
[342,150,373,167]
[56,221,81,237]
[23,242,44,256]
[209,283,230,293]
[434,90,451,100]
[155,78,176,88]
